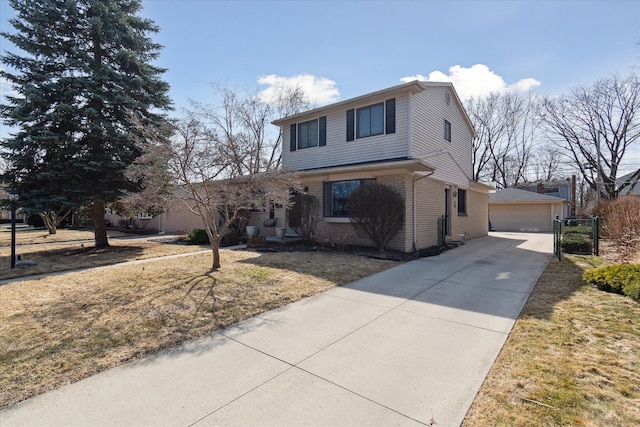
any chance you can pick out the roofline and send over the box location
[489,199,567,204]
[470,180,496,191]
[272,80,475,137]
[295,157,436,179]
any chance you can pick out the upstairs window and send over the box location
[289,116,326,151]
[357,103,384,138]
[298,119,318,149]
[346,98,395,141]
[444,120,452,142]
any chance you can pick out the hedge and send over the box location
[561,233,593,255]
[186,229,209,245]
[562,225,593,237]
[583,264,640,302]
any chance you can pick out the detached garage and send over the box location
[489,188,566,232]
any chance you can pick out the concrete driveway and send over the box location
[0,232,552,427]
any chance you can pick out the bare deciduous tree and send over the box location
[466,93,508,182]
[466,91,541,188]
[541,72,640,200]
[530,144,564,182]
[114,117,175,221]
[170,84,307,270]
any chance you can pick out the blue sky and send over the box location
[1,0,639,166]
[2,0,639,107]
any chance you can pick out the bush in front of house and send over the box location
[583,264,640,302]
[419,245,442,257]
[186,229,209,245]
[221,231,240,247]
[348,183,405,253]
[561,232,593,254]
[290,194,320,243]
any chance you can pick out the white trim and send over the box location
[324,217,351,224]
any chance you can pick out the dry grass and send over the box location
[464,254,640,426]
[0,247,399,409]
[0,227,130,246]
[0,236,209,281]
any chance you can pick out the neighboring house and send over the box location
[489,188,566,232]
[271,80,493,252]
[616,171,640,196]
[518,178,575,217]
[106,187,273,235]
[105,188,204,234]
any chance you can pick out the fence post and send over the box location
[553,216,562,261]
[593,216,599,256]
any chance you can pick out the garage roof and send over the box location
[489,188,566,203]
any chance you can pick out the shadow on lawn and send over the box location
[0,245,148,281]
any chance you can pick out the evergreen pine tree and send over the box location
[1,0,172,247]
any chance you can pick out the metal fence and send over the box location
[553,217,600,261]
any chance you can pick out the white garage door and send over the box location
[490,204,551,232]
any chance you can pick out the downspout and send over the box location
[413,170,435,252]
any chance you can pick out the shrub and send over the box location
[419,245,442,257]
[221,231,240,247]
[561,233,593,254]
[583,264,640,302]
[595,197,640,260]
[219,208,250,237]
[562,225,593,237]
[290,194,320,242]
[186,229,209,245]
[247,235,265,246]
[348,183,405,253]
[27,214,45,228]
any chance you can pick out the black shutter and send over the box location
[346,109,354,141]
[385,98,395,134]
[290,124,297,151]
[319,116,326,146]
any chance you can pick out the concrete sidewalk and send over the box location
[0,232,552,426]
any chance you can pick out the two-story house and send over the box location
[271,80,493,252]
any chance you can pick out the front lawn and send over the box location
[0,247,399,409]
[463,255,640,426]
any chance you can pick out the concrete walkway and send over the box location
[0,232,552,427]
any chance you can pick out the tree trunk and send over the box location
[92,199,109,248]
[210,237,221,271]
[39,211,58,234]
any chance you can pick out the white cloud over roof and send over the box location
[401,64,541,100]
[257,74,340,106]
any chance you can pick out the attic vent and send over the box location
[445,91,451,105]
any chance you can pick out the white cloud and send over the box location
[257,74,340,106]
[401,64,541,100]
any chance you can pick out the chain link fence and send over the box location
[554,217,600,260]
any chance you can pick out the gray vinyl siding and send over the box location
[282,96,410,171]
[409,87,473,187]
